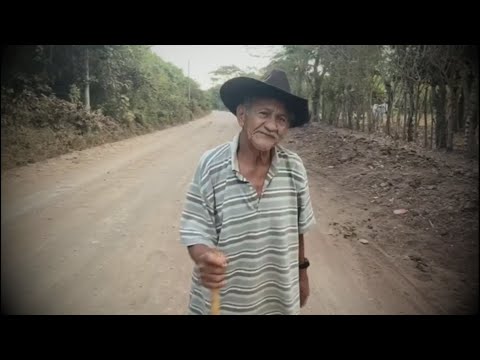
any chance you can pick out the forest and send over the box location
[211,45,479,156]
[1,45,212,169]
[1,45,478,170]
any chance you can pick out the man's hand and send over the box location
[299,269,310,308]
[188,245,228,289]
[298,234,309,308]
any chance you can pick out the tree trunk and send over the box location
[84,47,91,112]
[309,52,322,122]
[413,82,421,140]
[385,81,393,137]
[462,72,472,136]
[296,73,304,98]
[446,84,458,152]
[370,91,375,132]
[362,108,365,132]
[395,93,402,139]
[457,88,464,132]
[329,102,336,126]
[346,90,353,129]
[44,45,54,78]
[321,92,327,122]
[430,86,435,149]
[356,102,361,130]
[347,104,353,130]
[407,81,414,142]
[367,105,372,133]
[465,74,479,157]
[311,92,320,122]
[435,83,447,149]
[424,86,429,148]
[334,105,340,127]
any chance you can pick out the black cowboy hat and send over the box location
[219,69,309,128]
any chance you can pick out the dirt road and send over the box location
[1,111,445,314]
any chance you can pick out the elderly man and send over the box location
[179,69,316,315]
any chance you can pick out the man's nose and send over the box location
[264,116,278,131]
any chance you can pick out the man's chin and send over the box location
[251,140,276,152]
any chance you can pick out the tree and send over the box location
[2,45,213,128]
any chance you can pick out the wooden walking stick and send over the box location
[211,288,220,315]
[210,249,224,315]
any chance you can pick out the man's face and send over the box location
[237,97,290,152]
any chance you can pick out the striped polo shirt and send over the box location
[179,132,316,315]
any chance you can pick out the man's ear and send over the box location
[236,104,246,127]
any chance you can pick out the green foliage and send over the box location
[206,84,227,111]
[206,64,263,111]
[210,65,260,86]
[210,65,244,85]
[1,87,120,133]
[68,84,82,105]
[1,45,215,169]
[264,45,473,119]
[1,45,212,130]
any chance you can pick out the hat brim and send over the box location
[219,77,309,128]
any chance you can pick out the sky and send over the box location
[151,45,281,90]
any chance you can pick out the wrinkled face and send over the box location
[236,97,291,152]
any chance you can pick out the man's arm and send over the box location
[296,157,315,307]
[296,158,316,236]
[188,244,212,265]
[298,234,305,264]
[296,158,314,272]
[180,155,227,290]
[298,233,309,307]
[179,156,217,250]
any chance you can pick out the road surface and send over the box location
[1,111,440,314]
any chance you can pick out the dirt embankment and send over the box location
[287,122,479,314]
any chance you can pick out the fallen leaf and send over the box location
[359,239,369,244]
[393,209,409,215]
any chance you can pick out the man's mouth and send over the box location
[258,132,276,139]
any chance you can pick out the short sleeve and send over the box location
[296,159,316,234]
[179,156,218,248]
